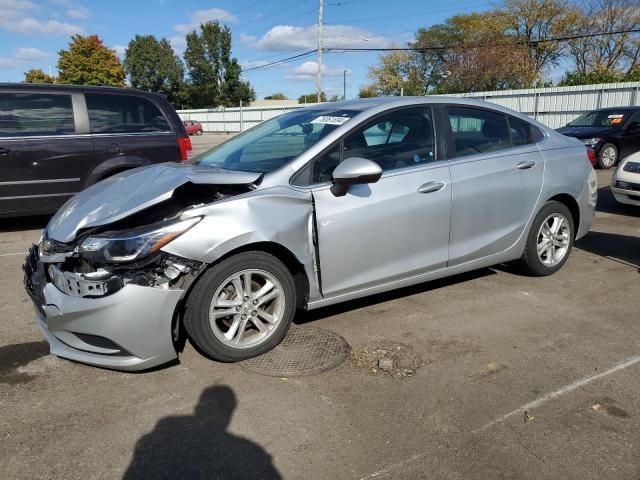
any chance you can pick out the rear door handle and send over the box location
[517,160,536,170]
[417,181,446,194]
[0,147,10,156]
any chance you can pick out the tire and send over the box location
[519,201,575,276]
[196,129,203,136]
[597,142,617,169]
[184,251,297,362]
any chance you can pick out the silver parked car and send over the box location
[24,97,597,371]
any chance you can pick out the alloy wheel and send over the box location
[536,213,571,267]
[600,146,616,167]
[209,269,285,349]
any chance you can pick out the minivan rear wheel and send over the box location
[184,251,296,362]
[519,201,574,276]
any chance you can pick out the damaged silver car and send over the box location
[24,97,597,371]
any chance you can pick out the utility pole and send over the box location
[317,0,324,103]
[343,69,346,100]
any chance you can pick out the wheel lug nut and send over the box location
[251,310,258,316]
[235,306,242,311]
[243,296,249,301]
[241,314,247,320]
[252,299,258,305]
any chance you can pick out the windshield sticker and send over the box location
[310,116,351,125]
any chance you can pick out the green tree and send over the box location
[123,35,184,104]
[57,34,125,87]
[297,92,326,103]
[24,69,55,84]
[183,21,254,108]
[264,92,288,100]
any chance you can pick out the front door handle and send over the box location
[517,160,536,170]
[0,147,10,156]
[417,181,446,194]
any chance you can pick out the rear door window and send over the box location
[508,116,534,146]
[86,93,170,134]
[0,92,75,137]
[447,106,511,157]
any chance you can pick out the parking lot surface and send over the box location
[1,135,639,479]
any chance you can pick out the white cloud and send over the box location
[0,0,37,10]
[168,35,186,53]
[112,44,127,59]
[67,6,90,20]
[0,17,83,35]
[174,8,237,34]
[15,47,50,61]
[239,33,257,45]
[0,47,50,70]
[239,59,270,69]
[286,61,351,82]
[255,24,392,51]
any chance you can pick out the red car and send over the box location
[183,120,203,136]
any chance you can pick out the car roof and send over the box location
[305,95,527,113]
[0,82,164,99]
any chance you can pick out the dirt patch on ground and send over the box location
[347,341,425,379]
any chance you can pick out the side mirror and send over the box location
[330,157,382,197]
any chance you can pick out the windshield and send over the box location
[567,110,632,127]
[192,108,357,173]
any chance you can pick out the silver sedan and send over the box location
[24,97,597,371]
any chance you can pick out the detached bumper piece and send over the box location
[24,245,184,371]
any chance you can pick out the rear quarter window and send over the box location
[0,92,75,137]
[86,93,170,134]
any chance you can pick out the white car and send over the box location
[611,151,640,206]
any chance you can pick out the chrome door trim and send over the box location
[0,192,75,200]
[0,178,80,186]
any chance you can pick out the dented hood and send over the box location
[47,163,262,243]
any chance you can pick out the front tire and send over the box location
[519,201,574,276]
[196,129,203,136]
[184,251,297,362]
[597,143,617,169]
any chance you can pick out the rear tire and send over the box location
[184,251,296,362]
[597,143,617,169]
[519,201,574,276]
[196,129,203,136]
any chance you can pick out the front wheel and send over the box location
[519,201,574,276]
[597,143,617,169]
[196,129,203,136]
[184,251,297,362]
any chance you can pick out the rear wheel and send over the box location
[597,143,617,169]
[519,201,574,276]
[184,251,296,362]
[196,129,203,136]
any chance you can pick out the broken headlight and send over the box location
[79,217,201,263]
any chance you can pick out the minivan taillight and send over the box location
[178,135,192,162]
[586,147,597,167]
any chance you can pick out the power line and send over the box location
[242,50,317,72]
[241,28,640,74]
[325,29,640,53]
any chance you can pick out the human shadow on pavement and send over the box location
[123,385,282,480]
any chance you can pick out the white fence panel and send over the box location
[177,83,640,132]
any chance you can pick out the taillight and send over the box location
[178,135,192,162]
[586,147,596,167]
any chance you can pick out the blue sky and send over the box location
[0,0,494,100]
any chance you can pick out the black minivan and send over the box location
[556,106,640,169]
[0,83,192,217]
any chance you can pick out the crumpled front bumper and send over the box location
[25,247,184,371]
